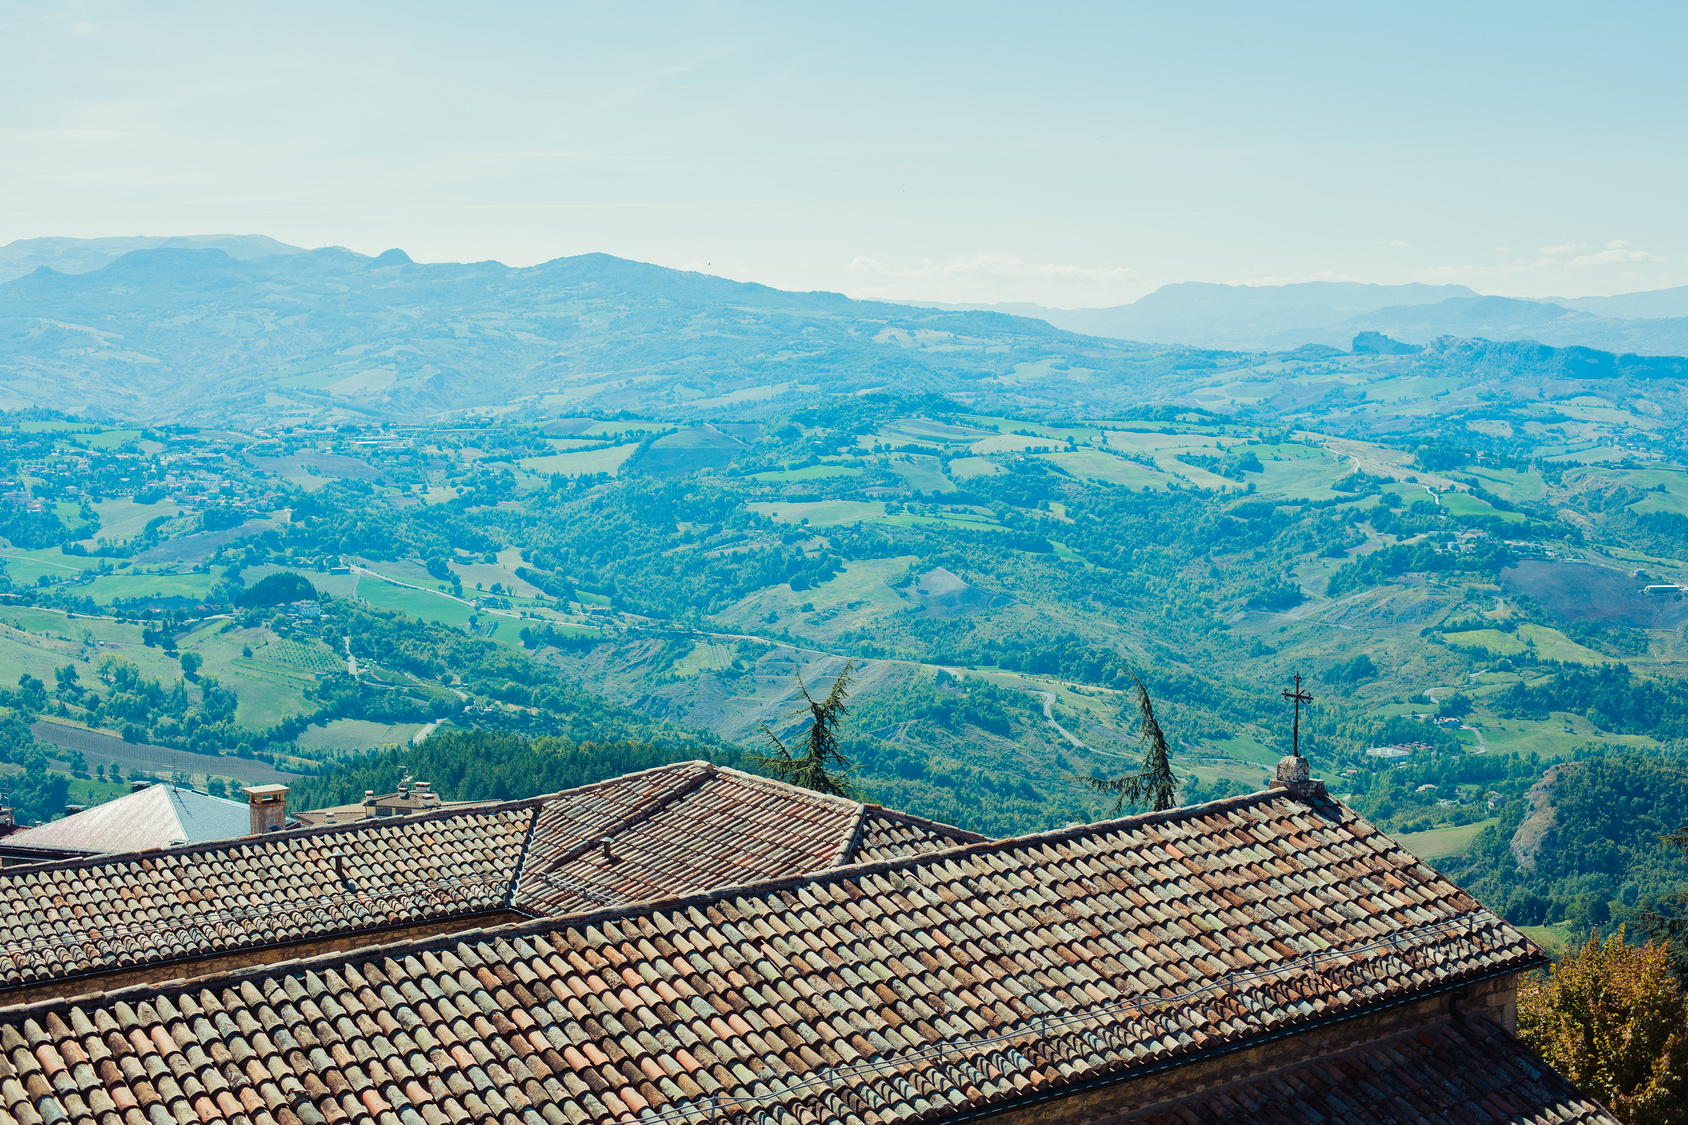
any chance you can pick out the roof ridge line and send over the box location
[833,804,869,867]
[517,762,717,886]
[704,762,862,810]
[856,802,990,844]
[527,758,715,801]
[503,806,545,910]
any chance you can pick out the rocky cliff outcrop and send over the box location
[1510,761,1576,872]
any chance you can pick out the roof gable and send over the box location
[511,761,975,915]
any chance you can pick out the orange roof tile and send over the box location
[0,804,535,995]
[0,789,1550,1125]
[0,763,976,1000]
[512,765,982,915]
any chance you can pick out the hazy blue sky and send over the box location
[3,1,1684,306]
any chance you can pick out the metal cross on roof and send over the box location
[1282,672,1313,758]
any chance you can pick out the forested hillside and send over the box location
[2,319,1687,942]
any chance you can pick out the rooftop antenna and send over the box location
[1282,673,1313,758]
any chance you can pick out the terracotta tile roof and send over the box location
[0,805,539,997]
[1119,1015,1617,1124]
[853,807,984,862]
[0,763,976,1001]
[0,789,1548,1125]
[510,764,979,916]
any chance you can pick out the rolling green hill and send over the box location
[2,247,1688,937]
[4,246,1686,447]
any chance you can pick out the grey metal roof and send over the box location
[3,784,250,854]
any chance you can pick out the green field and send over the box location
[520,445,639,477]
[296,719,425,753]
[1159,456,1242,492]
[1473,714,1655,760]
[1517,624,1609,664]
[888,455,955,493]
[1049,541,1090,566]
[973,418,1104,444]
[1516,923,1580,956]
[671,641,733,677]
[185,625,319,729]
[884,511,1005,533]
[84,572,213,605]
[253,636,342,673]
[969,434,1065,455]
[1039,450,1168,490]
[1394,818,1498,860]
[1,547,103,586]
[1247,445,1355,500]
[453,558,543,598]
[356,578,476,628]
[67,429,144,451]
[748,500,887,527]
[1095,430,1214,456]
[947,457,1003,479]
[1442,624,1606,665]
[88,498,185,541]
[750,465,862,483]
[1440,491,1526,522]
[1462,466,1549,503]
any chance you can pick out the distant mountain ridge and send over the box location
[1550,285,1688,320]
[1,238,1685,432]
[0,235,307,283]
[0,244,1160,424]
[930,279,1688,355]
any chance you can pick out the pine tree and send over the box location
[1085,674,1178,814]
[751,661,856,797]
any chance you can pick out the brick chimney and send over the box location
[241,784,290,834]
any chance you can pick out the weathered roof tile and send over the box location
[0,789,1574,1125]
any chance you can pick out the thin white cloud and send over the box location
[1388,240,1410,248]
[1222,270,1360,287]
[1568,246,1663,268]
[844,253,1144,307]
[1412,242,1681,297]
[1539,242,1585,255]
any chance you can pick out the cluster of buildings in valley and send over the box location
[0,754,1619,1124]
